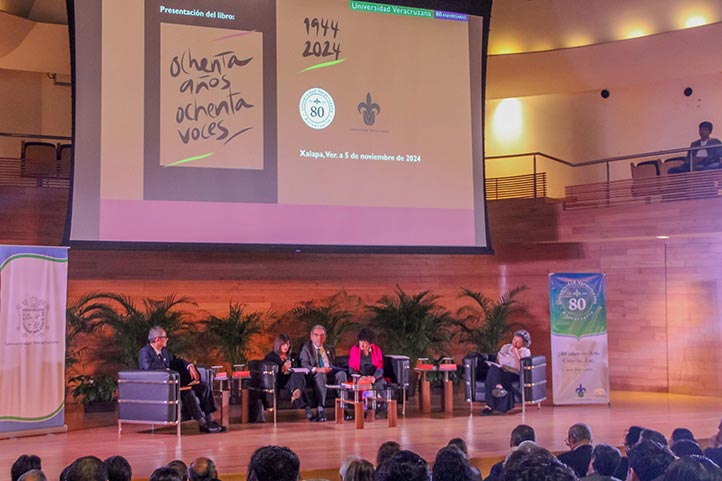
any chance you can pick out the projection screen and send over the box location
[66,0,492,253]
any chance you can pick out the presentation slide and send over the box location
[67,0,490,252]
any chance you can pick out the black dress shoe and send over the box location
[306,413,317,422]
[200,422,223,433]
[316,412,328,422]
[345,413,354,421]
[481,406,493,416]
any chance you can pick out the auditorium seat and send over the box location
[463,352,547,416]
[57,143,72,179]
[21,141,58,184]
[117,366,214,436]
[630,159,661,178]
[661,156,687,175]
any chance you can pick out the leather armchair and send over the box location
[463,352,547,417]
[117,366,213,436]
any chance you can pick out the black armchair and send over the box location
[463,352,547,418]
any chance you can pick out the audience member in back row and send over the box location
[663,455,722,481]
[247,446,300,481]
[344,460,375,481]
[582,444,622,481]
[102,456,131,481]
[432,446,476,481]
[669,121,722,173]
[484,424,537,481]
[376,441,402,467]
[481,329,532,415]
[705,419,722,468]
[447,437,482,481]
[17,470,47,481]
[627,440,675,481]
[374,450,430,481]
[11,455,42,481]
[557,423,593,478]
[502,442,578,481]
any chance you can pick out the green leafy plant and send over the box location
[199,303,265,366]
[277,290,364,349]
[368,285,455,363]
[65,292,109,376]
[80,292,198,370]
[455,285,529,354]
[68,374,117,405]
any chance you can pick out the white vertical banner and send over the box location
[0,246,69,436]
[549,273,610,405]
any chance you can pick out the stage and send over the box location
[2,391,721,481]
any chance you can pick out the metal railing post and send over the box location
[533,154,538,198]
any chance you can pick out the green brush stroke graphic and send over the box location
[299,58,346,73]
[165,152,215,167]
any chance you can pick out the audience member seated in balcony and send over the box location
[557,423,594,478]
[582,444,622,481]
[669,121,722,173]
[247,446,300,481]
[627,440,675,481]
[349,327,387,417]
[102,457,131,481]
[432,446,476,481]
[11,455,42,481]
[481,329,531,415]
[299,324,348,422]
[484,424,536,481]
[662,455,722,481]
[264,333,314,420]
[139,326,221,433]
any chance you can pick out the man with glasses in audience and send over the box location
[140,326,222,433]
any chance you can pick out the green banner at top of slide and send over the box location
[549,273,606,338]
[350,1,434,18]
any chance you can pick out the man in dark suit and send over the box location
[484,424,536,481]
[298,324,347,422]
[139,326,221,433]
[557,423,593,478]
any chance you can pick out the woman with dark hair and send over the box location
[481,329,531,415]
[663,455,722,481]
[349,327,387,416]
[264,334,311,416]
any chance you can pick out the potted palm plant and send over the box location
[199,302,265,369]
[275,290,363,351]
[455,285,529,354]
[368,285,456,394]
[85,292,198,370]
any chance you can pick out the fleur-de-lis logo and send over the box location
[357,92,381,126]
[575,383,587,398]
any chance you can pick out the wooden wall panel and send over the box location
[4,184,722,397]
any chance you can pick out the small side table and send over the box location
[212,376,230,428]
[414,363,435,415]
[231,371,251,424]
[439,358,457,415]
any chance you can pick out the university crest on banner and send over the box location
[549,273,610,405]
[16,297,50,337]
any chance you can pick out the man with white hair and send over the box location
[299,325,347,422]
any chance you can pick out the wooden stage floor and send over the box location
[2,391,721,481]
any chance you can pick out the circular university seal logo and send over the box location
[299,88,335,130]
[555,280,598,322]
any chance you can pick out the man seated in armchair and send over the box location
[139,326,223,433]
[299,324,348,422]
